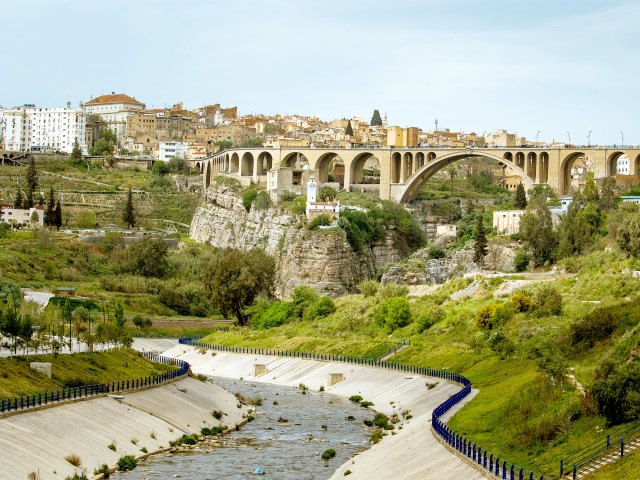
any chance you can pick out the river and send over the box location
[114,376,373,479]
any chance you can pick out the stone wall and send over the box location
[190,185,401,297]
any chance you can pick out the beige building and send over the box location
[493,210,525,235]
[485,129,523,148]
[386,126,419,147]
[82,93,145,145]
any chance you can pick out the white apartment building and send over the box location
[493,210,525,235]
[0,205,44,227]
[1,104,87,154]
[158,141,186,161]
[82,93,145,144]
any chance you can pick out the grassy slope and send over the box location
[199,250,640,478]
[0,348,176,398]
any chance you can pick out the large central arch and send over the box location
[399,151,533,203]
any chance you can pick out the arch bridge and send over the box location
[197,146,640,203]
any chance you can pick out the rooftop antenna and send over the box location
[435,118,438,132]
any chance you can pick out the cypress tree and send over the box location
[26,157,38,202]
[515,183,527,209]
[123,187,136,228]
[345,120,354,136]
[370,110,383,126]
[54,200,63,230]
[38,193,45,206]
[25,188,34,209]
[473,212,488,266]
[45,187,56,226]
[14,187,24,209]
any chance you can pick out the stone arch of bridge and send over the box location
[281,151,310,169]
[350,152,381,186]
[230,153,240,174]
[257,151,273,175]
[314,152,343,184]
[607,151,627,177]
[539,152,549,183]
[392,152,402,183]
[399,151,533,203]
[241,152,254,176]
[560,151,588,195]
[526,152,537,179]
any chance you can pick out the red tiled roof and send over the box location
[83,93,144,107]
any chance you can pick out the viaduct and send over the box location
[196,147,640,203]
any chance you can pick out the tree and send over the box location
[89,129,117,156]
[370,110,383,126]
[445,165,458,192]
[318,186,337,202]
[345,120,354,136]
[514,183,527,209]
[373,297,412,332]
[71,140,83,163]
[557,199,603,258]
[14,187,24,209]
[54,200,63,229]
[473,211,488,265]
[214,140,233,151]
[122,187,136,228]
[127,237,169,277]
[615,208,640,257]
[26,157,38,200]
[520,197,557,266]
[25,187,34,209]
[204,248,276,326]
[599,177,618,211]
[44,187,56,227]
[583,178,600,203]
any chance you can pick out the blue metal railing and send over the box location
[0,353,189,415]
[178,337,552,479]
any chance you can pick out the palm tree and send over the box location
[445,165,458,192]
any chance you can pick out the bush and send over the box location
[374,297,412,332]
[319,186,338,201]
[254,191,272,210]
[571,308,620,346]
[475,304,497,330]
[321,448,336,460]
[357,280,379,297]
[493,301,516,326]
[279,190,298,202]
[308,214,332,229]
[488,330,516,358]
[303,296,336,321]
[511,292,531,313]
[592,362,640,425]
[117,455,137,471]
[247,300,293,329]
[377,283,409,300]
[415,306,445,333]
[242,189,258,212]
[428,245,446,259]
[531,285,563,317]
[514,249,530,272]
[65,454,81,466]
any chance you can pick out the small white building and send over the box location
[621,196,640,205]
[305,177,340,220]
[617,155,630,175]
[0,205,44,227]
[436,224,457,236]
[493,210,525,235]
[158,141,186,161]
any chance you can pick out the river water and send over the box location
[114,376,372,480]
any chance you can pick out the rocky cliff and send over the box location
[190,186,401,297]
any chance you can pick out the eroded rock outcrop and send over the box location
[190,186,401,297]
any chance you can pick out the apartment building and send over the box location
[1,104,87,153]
[82,93,145,144]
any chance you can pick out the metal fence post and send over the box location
[621,438,625,457]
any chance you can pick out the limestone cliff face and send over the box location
[189,186,400,297]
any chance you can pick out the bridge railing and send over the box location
[178,337,553,480]
[0,353,189,415]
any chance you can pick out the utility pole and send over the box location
[588,131,592,147]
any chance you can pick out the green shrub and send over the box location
[308,214,332,229]
[377,283,409,300]
[117,455,137,471]
[571,308,620,346]
[493,301,516,325]
[475,304,497,330]
[290,286,318,316]
[511,292,532,313]
[247,300,293,329]
[349,395,363,403]
[592,362,640,425]
[169,434,199,447]
[321,448,336,460]
[303,296,336,320]
[372,413,390,428]
[373,297,412,332]
[488,330,516,358]
[357,280,379,297]
[415,306,445,333]
[290,195,307,215]
[280,190,298,202]
[531,285,563,317]
[319,186,338,201]
[428,245,446,259]
[242,189,258,212]
[514,249,530,272]
[253,191,272,210]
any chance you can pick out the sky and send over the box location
[1,0,639,145]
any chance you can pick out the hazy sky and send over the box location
[1,0,638,144]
